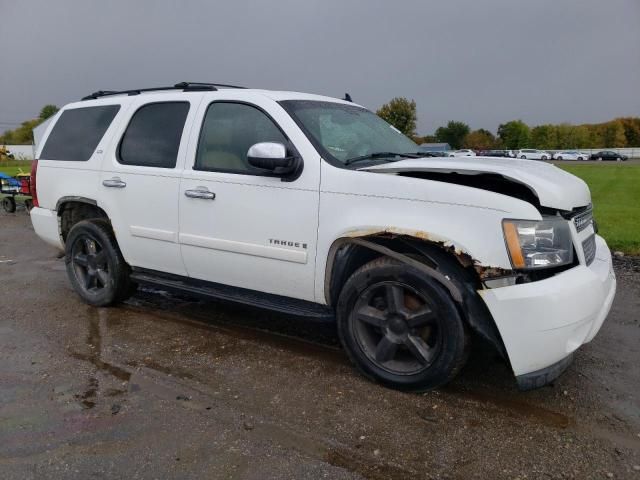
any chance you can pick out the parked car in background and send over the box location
[451,149,476,157]
[553,151,589,161]
[420,151,454,158]
[477,150,509,158]
[417,147,455,157]
[516,149,551,160]
[589,150,628,161]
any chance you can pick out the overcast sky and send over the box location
[1,0,638,134]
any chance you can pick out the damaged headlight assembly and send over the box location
[502,217,574,269]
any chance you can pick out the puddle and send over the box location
[74,377,98,409]
[67,309,132,410]
[446,386,571,429]
[121,298,348,369]
[325,447,415,480]
[125,358,195,380]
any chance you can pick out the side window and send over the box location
[118,102,189,168]
[194,102,287,173]
[40,105,120,161]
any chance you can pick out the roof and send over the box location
[75,82,358,108]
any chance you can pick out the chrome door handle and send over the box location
[102,178,127,188]
[185,187,215,200]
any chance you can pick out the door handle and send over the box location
[102,178,127,188]
[185,187,215,200]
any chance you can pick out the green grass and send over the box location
[0,160,32,177]
[558,163,640,255]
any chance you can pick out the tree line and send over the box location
[2,99,639,151]
[0,105,59,145]
[376,97,640,150]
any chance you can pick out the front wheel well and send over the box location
[58,200,109,243]
[325,235,476,306]
[325,234,508,359]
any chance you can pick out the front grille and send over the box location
[571,205,593,232]
[582,234,596,265]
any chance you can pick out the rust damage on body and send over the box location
[344,227,511,281]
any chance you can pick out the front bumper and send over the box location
[479,234,616,387]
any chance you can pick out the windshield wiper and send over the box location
[344,152,421,166]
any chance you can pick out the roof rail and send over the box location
[81,81,246,101]
[175,82,246,89]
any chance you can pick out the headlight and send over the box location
[502,217,574,269]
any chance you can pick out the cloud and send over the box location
[1,0,638,134]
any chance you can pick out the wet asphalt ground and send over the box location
[0,211,638,480]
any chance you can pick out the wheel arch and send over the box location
[324,230,509,359]
[56,197,110,243]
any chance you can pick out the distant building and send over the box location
[2,145,34,160]
[419,142,451,152]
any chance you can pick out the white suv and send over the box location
[517,149,551,160]
[30,82,616,391]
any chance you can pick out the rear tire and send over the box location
[520,155,527,159]
[2,197,16,213]
[65,219,135,306]
[556,156,563,161]
[541,155,548,160]
[337,257,469,391]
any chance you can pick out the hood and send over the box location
[361,157,590,211]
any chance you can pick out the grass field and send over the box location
[1,159,637,254]
[0,160,32,177]
[559,163,640,255]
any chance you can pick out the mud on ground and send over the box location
[0,212,638,479]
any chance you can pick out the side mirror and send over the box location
[247,142,298,175]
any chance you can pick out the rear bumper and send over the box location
[30,207,62,250]
[480,235,616,386]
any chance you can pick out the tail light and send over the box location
[30,159,39,208]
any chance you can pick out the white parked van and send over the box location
[30,82,616,391]
[516,149,552,160]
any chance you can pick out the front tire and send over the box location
[65,219,134,307]
[337,257,469,391]
[520,155,527,159]
[541,155,548,160]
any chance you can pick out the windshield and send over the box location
[279,100,419,166]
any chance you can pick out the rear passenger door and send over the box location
[99,95,202,275]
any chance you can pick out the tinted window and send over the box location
[119,102,189,168]
[195,102,287,173]
[40,105,120,161]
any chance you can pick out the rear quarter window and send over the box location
[40,105,120,161]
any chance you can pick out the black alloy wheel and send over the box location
[70,234,111,295]
[352,281,442,375]
[337,257,469,391]
[65,220,135,306]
